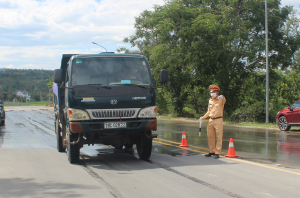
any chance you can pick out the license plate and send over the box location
[104,122,127,129]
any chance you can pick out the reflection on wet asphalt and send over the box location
[0,109,110,154]
[154,120,300,169]
[0,110,56,149]
[1,109,300,169]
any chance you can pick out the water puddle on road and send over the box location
[154,120,300,169]
[80,145,113,156]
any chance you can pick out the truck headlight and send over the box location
[68,108,90,121]
[138,106,157,118]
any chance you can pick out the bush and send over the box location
[229,101,266,123]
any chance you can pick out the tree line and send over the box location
[0,69,54,102]
[121,0,300,122]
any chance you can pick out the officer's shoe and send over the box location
[214,154,220,159]
[204,153,215,157]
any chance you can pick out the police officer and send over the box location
[199,85,226,159]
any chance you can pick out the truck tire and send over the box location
[55,118,65,152]
[136,131,152,160]
[67,133,80,164]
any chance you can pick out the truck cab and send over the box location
[53,53,168,163]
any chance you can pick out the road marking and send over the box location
[153,139,300,176]
[153,140,206,154]
[155,138,181,145]
[228,158,300,176]
[156,138,210,151]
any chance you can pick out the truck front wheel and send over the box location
[136,131,152,160]
[55,118,65,152]
[67,133,80,164]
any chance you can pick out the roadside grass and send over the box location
[4,101,50,106]
[225,121,278,129]
[157,114,283,129]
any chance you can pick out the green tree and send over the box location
[46,76,54,89]
[284,9,300,71]
[0,69,54,102]
[32,94,40,101]
[124,0,298,117]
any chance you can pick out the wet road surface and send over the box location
[154,120,300,169]
[1,106,300,198]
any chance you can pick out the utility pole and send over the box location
[265,0,269,123]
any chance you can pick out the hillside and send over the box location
[0,69,54,102]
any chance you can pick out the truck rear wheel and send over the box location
[0,116,4,126]
[136,131,152,160]
[55,118,65,152]
[67,133,80,164]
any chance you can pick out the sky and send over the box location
[0,0,299,70]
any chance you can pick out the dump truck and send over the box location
[53,53,168,163]
[0,86,5,126]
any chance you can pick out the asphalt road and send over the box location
[0,106,300,198]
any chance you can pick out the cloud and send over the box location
[0,0,298,69]
[0,64,13,69]
[0,45,108,69]
[0,0,166,69]
[0,0,165,46]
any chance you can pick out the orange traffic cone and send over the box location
[225,138,239,158]
[179,131,189,147]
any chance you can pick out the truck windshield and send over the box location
[71,57,152,87]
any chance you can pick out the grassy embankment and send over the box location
[157,114,282,130]
[157,107,284,130]
[4,101,50,106]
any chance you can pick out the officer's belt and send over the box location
[210,117,223,120]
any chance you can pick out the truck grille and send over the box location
[86,109,140,119]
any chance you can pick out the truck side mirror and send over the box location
[54,69,63,84]
[288,106,293,112]
[160,69,168,84]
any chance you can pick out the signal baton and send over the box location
[199,119,202,137]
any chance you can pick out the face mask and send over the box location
[210,92,217,98]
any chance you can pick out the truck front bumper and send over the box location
[69,119,157,134]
